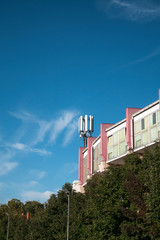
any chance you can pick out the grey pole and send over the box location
[6,213,9,240]
[67,193,70,240]
[83,134,87,148]
[63,189,70,240]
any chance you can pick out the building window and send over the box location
[134,120,141,134]
[107,127,127,160]
[134,110,159,148]
[108,152,112,160]
[83,155,88,183]
[93,143,102,173]
[152,112,156,125]
[108,135,113,147]
[136,139,141,148]
[141,118,145,130]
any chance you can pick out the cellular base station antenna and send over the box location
[79,115,94,148]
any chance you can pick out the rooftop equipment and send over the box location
[79,115,94,147]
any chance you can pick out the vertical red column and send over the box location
[100,123,114,162]
[79,147,85,185]
[126,108,141,149]
[159,88,160,112]
[87,137,96,174]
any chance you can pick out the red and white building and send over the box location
[73,89,160,193]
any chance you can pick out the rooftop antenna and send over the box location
[79,115,94,148]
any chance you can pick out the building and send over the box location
[73,89,160,193]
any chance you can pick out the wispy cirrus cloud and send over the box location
[97,0,160,21]
[0,160,18,176]
[68,162,78,174]
[50,110,78,143]
[22,181,38,189]
[30,147,52,156]
[9,110,35,121]
[33,120,53,145]
[29,169,46,180]
[128,46,160,65]
[0,109,79,176]
[0,151,18,176]
[105,46,160,74]
[21,190,53,202]
[9,111,50,145]
[0,135,3,142]
[8,142,26,150]
[63,119,78,146]
[9,109,79,146]
[7,142,52,156]
[0,182,4,189]
[61,162,78,175]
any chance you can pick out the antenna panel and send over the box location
[84,115,88,132]
[89,115,94,132]
[79,114,94,146]
[79,116,83,133]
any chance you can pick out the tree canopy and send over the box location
[0,144,160,239]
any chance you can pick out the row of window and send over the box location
[83,110,160,182]
[107,127,127,160]
[93,142,103,173]
[135,111,158,133]
[83,142,103,182]
[134,110,160,149]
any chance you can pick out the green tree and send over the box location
[141,145,160,239]
[44,184,72,240]
[1,145,160,239]
[82,165,128,240]
[0,204,8,240]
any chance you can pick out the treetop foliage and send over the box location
[0,144,160,239]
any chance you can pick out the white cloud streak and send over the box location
[0,160,18,176]
[29,169,46,179]
[63,119,78,146]
[22,181,38,189]
[98,0,160,21]
[21,190,53,203]
[68,162,78,174]
[0,151,18,175]
[0,135,3,142]
[9,111,35,121]
[106,46,160,74]
[10,142,26,150]
[9,109,79,146]
[62,162,78,175]
[30,147,52,156]
[7,142,52,156]
[33,120,53,145]
[50,111,78,143]
[0,182,5,190]
[8,111,50,145]
[0,109,79,178]
[127,47,160,65]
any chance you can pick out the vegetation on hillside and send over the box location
[0,145,160,239]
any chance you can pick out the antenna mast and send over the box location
[79,115,94,148]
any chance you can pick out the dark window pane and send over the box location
[141,119,145,130]
[153,112,156,125]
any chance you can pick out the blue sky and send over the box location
[0,0,160,203]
